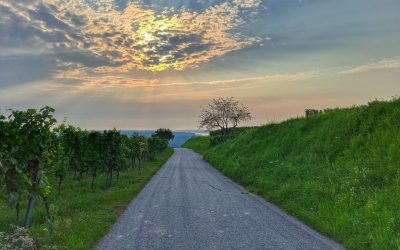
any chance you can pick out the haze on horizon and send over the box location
[0,0,399,130]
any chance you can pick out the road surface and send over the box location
[97,148,344,250]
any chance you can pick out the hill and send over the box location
[183,98,400,250]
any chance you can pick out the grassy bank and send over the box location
[183,98,400,250]
[182,136,210,155]
[0,148,173,249]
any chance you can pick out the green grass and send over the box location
[0,148,173,249]
[183,136,210,155]
[183,98,400,250]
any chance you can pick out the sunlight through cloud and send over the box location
[1,0,263,73]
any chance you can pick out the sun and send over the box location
[129,15,187,71]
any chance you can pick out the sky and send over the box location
[0,0,399,130]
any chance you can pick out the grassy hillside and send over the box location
[0,148,173,249]
[183,98,400,250]
[182,136,210,155]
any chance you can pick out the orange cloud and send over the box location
[6,0,263,73]
[339,58,400,75]
[50,70,318,92]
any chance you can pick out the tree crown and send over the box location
[199,97,252,132]
[152,128,174,141]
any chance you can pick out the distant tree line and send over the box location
[0,107,171,229]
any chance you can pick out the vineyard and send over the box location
[0,107,172,249]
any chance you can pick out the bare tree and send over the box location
[199,97,252,134]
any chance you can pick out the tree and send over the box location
[148,137,168,159]
[103,129,122,187]
[9,107,57,229]
[59,125,86,180]
[0,112,28,224]
[152,128,174,141]
[53,125,69,195]
[138,138,148,169]
[86,131,104,189]
[199,97,252,134]
[129,135,149,170]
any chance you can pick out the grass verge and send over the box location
[182,136,210,155]
[0,148,173,249]
[183,98,400,250]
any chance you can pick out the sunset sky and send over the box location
[0,0,399,129]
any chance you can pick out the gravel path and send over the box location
[97,148,344,250]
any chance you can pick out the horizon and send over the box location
[1,96,397,131]
[63,94,400,131]
[1,0,399,129]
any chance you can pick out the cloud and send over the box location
[48,70,318,92]
[0,0,264,75]
[171,71,318,86]
[0,55,56,87]
[339,58,400,75]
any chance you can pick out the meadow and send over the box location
[184,98,400,250]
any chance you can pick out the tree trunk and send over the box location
[43,197,51,219]
[91,167,97,190]
[24,197,34,229]
[107,168,113,187]
[24,160,39,229]
[58,176,63,195]
[79,170,83,181]
[42,196,52,232]
[16,202,20,225]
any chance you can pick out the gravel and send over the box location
[97,148,344,250]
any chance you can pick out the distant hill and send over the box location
[120,130,205,148]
